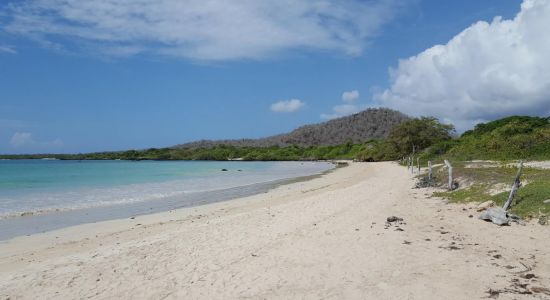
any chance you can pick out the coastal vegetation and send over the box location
[0,143,365,161]
[355,117,455,161]
[397,115,549,221]
[430,162,550,219]
[1,114,548,163]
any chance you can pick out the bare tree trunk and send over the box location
[503,161,524,211]
[444,160,454,190]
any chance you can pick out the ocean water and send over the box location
[0,160,333,219]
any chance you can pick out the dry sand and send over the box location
[1,162,548,299]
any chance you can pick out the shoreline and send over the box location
[0,161,339,241]
[1,162,548,299]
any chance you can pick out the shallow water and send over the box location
[0,160,333,240]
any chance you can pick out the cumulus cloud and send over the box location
[9,132,63,149]
[321,89,365,119]
[342,90,359,103]
[270,99,305,113]
[2,0,403,61]
[377,0,550,131]
[0,45,16,54]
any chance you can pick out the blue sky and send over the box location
[2,0,548,154]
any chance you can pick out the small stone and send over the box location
[386,216,403,223]
[538,215,548,226]
[221,169,228,171]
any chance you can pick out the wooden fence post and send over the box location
[444,160,454,190]
[417,157,420,173]
[503,161,524,211]
[428,161,432,181]
[410,156,414,174]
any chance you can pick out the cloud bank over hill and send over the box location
[321,90,366,120]
[377,0,550,131]
[2,0,402,61]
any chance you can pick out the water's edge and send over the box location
[0,163,342,241]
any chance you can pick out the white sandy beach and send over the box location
[1,162,549,299]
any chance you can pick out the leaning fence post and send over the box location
[503,161,524,211]
[428,161,432,181]
[444,160,454,190]
[417,157,420,173]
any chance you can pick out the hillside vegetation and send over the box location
[354,115,550,162]
[1,113,548,163]
[176,108,408,148]
[443,116,550,161]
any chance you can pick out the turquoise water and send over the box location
[0,160,333,218]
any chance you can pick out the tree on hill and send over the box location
[386,117,455,156]
[357,117,454,161]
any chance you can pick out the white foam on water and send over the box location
[0,161,333,219]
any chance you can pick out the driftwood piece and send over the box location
[479,207,510,226]
[503,161,523,211]
[444,160,454,191]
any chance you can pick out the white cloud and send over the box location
[377,0,550,131]
[0,45,16,54]
[2,0,402,61]
[321,89,365,119]
[342,90,359,103]
[270,99,305,113]
[9,132,63,149]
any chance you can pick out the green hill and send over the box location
[440,116,550,161]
